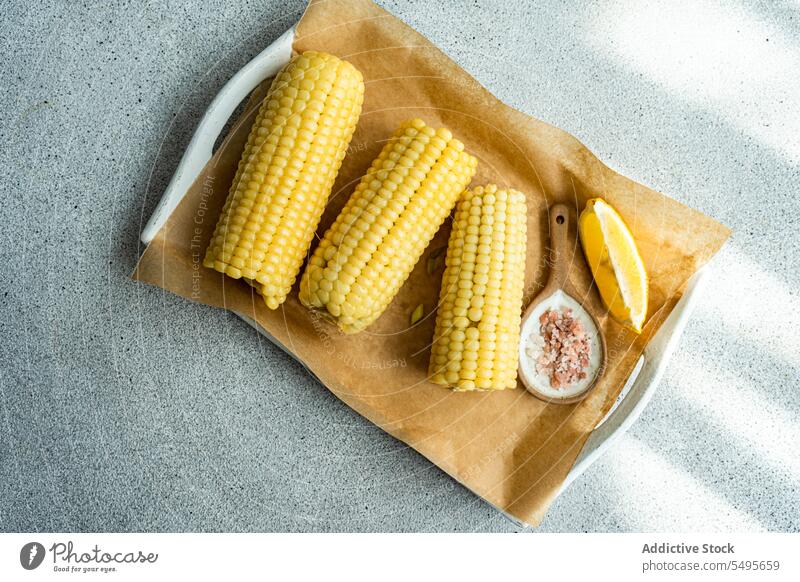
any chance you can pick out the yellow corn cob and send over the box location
[203,51,364,309]
[429,185,527,391]
[299,118,478,333]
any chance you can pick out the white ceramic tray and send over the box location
[140,24,708,521]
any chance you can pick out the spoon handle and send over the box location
[548,203,571,289]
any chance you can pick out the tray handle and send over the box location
[140,27,296,245]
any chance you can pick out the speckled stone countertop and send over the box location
[1,0,798,532]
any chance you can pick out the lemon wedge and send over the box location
[578,198,648,333]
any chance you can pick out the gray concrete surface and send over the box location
[1,0,798,532]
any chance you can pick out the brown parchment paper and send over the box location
[133,0,730,526]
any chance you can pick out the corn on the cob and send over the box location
[203,51,364,309]
[429,185,527,391]
[299,118,477,333]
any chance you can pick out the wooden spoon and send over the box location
[518,203,607,404]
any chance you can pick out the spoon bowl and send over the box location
[518,204,607,404]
